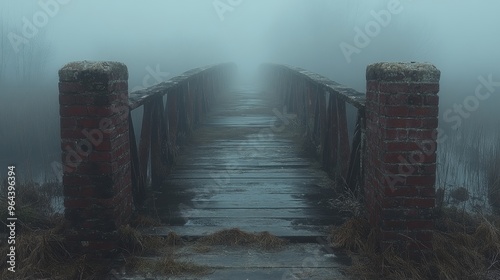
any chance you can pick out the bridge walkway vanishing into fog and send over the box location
[140,85,351,278]
[58,61,440,276]
[146,85,344,238]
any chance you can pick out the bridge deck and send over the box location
[145,85,344,239]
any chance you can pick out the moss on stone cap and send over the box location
[59,61,128,82]
[366,62,440,83]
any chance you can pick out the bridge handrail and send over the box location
[260,63,365,109]
[127,62,236,205]
[128,63,236,110]
[259,63,366,194]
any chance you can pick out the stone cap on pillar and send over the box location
[59,61,128,82]
[366,62,440,83]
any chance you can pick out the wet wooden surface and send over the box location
[148,85,344,239]
[114,243,350,279]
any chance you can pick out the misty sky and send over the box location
[1,0,499,181]
[2,0,499,96]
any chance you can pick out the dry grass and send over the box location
[331,217,373,252]
[0,223,109,279]
[330,189,366,218]
[331,209,500,280]
[0,223,210,279]
[130,213,162,228]
[487,144,500,210]
[435,206,482,233]
[191,244,212,253]
[165,231,185,246]
[0,180,59,232]
[126,255,210,276]
[0,180,114,279]
[118,224,149,254]
[196,228,288,250]
[116,226,210,277]
[118,226,185,255]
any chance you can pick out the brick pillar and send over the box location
[365,62,440,257]
[58,61,132,257]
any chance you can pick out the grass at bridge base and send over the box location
[196,227,289,250]
[331,208,500,280]
[0,221,110,279]
[0,222,212,279]
[116,225,211,277]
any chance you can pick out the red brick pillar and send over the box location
[58,61,132,257]
[365,62,440,257]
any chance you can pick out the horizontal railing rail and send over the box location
[259,63,366,194]
[128,63,237,205]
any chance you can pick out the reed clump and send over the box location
[331,208,500,279]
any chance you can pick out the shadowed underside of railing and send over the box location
[259,64,366,195]
[127,63,237,206]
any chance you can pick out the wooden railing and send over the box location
[259,64,366,195]
[260,62,441,257]
[127,63,236,206]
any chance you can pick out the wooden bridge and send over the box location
[58,61,440,269]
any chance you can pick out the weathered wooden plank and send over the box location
[324,93,339,176]
[138,102,153,189]
[160,208,333,219]
[155,181,327,191]
[185,81,194,131]
[318,91,327,161]
[167,91,178,159]
[120,244,349,279]
[128,111,145,206]
[151,96,169,187]
[346,110,365,195]
[174,244,348,269]
[337,98,350,180]
[167,171,324,180]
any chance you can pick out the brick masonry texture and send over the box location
[364,62,440,254]
[59,61,132,257]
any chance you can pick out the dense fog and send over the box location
[0,0,499,209]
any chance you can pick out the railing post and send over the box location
[59,61,132,257]
[365,62,440,258]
